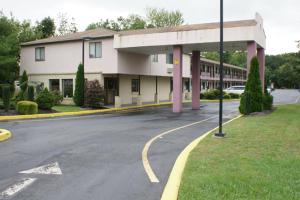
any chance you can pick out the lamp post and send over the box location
[81,36,91,104]
[215,0,225,137]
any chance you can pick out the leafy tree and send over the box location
[146,8,184,27]
[57,13,77,35]
[35,17,55,38]
[73,64,85,106]
[239,57,263,114]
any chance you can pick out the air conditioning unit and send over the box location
[167,67,173,74]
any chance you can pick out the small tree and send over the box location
[73,64,85,106]
[20,70,28,92]
[28,85,35,101]
[84,80,104,108]
[36,88,55,110]
[2,85,11,112]
[239,57,263,114]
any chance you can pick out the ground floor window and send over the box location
[131,79,140,93]
[62,79,73,98]
[49,79,59,91]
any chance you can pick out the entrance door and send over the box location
[104,77,118,105]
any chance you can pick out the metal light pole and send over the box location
[215,0,225,137]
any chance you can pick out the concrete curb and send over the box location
[0,99,239,122]
[160,115,242,200]
[0,129,12,142]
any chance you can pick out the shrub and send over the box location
[36,88,55,110]
[16,101,38,115]
[263,92,273,110]
[15,90,26,102]
[20,70,28,92]
[239,57,263,114]
[73,64,85,106]
[200,93,205,99]
[223,93,231,99]
[52,90,63,105]
[203,89,225,100]
[239,91,251,115]
[28,85,35,101]
[229,93,240,99]
[84,80,104,108]
[0,84,15,98]
[2,85,11,112]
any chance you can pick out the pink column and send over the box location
[247,41,257,76]
[172,46,183,113]
[257,48,265,92]
[191,51,200,110]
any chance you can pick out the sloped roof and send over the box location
[118,20,257,36]
[21,28,116,46]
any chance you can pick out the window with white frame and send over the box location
[89,42,102,58]
[152,54,158,62]
[35,47,45,61]
[166,53,173,64]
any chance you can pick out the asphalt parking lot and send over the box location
[0,89,299,200]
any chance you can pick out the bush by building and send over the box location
[20,70,28,92]
[0,84,14,99]
[202,89,226,100]
[223,93,231,99]
[84,80,104,108]
[16,101,38,115]
[27,85,35,101]
[36,88,55,110]
[2,85,11,112]
[73,64,85,106]
[239,57,263,114]
[52,90,63,105]
[263,92,273,110]
[228,93,240,99]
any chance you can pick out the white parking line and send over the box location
[0,178,36,198]
[142,115,217,183]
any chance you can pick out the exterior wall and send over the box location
[118,75,172,105]
[20,38,118,76]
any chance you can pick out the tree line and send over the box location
[0,8,299,89]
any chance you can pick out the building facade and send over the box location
[20,14,265,110]
[20,35,246,106]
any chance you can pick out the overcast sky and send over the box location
[1,0,300,55]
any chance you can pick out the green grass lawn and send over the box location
[52,105,84,112]
[179,104,300,200]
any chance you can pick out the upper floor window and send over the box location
[152,54,158,62]
[166,53,173,64]
[89,42,102,58]
[35,47,45,61]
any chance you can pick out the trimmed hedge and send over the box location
[223,93,231,99]
[16,101,38,115]
[73,64,85,106]
[228,93,240,99]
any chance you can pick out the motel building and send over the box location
[20,13,266,113]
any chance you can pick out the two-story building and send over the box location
[20,13,265,111]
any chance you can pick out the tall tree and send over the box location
[73,64,85,106]
[36,17,55,38]
[57,13,78,35]
[146,7,184,27]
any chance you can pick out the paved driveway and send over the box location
[0,89,298,200]
[0,102,239,200]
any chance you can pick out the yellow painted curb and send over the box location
[160,115,242,200]
[0,129,12,142]
[0,99,239,122]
